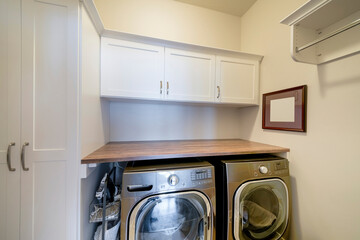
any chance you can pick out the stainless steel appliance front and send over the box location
[121,160,216,240]
[211,156,291,240]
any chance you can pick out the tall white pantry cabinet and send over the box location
[0,0,79,239]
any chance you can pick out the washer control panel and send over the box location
[191,169,212,181]
[191,168,213,186]
[156,166,214,191]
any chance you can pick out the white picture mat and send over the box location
[270,97,295,122]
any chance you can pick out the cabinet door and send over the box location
[165,48,215,102]
[216,56,259,105]
[0,0,21,239]
[101,38,165,100]
[20,0,79,239]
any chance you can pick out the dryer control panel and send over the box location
[251,160,289,177]
[225,158,289,185]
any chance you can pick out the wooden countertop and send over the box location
[81,139,289,164]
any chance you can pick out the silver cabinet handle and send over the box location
[160,81,163,94]
[217,86,220,99]
[7,142,16,172]
[21,142,29,171]
[166,82,169,95]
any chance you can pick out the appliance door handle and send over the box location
[7,142,16,172]
[127,184,153,192]
[21,142,30,171]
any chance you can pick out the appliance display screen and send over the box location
[191,169,212,180]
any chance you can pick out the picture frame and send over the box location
[262,85,307,132]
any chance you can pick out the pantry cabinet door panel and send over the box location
[165,48,215,102]
[101,38,165,100]
[33,162,67,240]
[32,8,68,150]
[21,0,79,239]
[216,56,259,105]
[0,164,21,240]
[0,0,21,239]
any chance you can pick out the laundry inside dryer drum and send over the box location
[235,179,288,240]
[135,196,207,240]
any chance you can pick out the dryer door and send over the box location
[128,191,212,240]
[233,179,289,240]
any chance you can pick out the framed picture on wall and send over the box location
[262,85,307,132]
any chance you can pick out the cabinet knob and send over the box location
[217,86,220,99]
[166,82,169,95]
[160,81,163,94]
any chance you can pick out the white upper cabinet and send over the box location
[100,37,262,105]
[101,38,165,100]
[215,56,259,105]
[165,48,215,102]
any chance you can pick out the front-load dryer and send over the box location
[120,159,216,240]
[212,155,291,240]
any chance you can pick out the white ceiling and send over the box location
[175,0,257,17]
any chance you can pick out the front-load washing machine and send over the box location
[120,159,216,240]
[211,155,291,240]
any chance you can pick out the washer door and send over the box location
[128,191,212,240]
[233,179,289,240]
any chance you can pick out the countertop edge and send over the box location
[81,139,290,164]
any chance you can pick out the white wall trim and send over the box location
[81,0,104,34]
[102,29,264,62]
[280,0,331,26]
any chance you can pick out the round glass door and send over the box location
[233,179,288,240]
[129,191,211,240]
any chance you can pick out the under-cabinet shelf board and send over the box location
[81,139,290,164]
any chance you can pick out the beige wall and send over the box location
[239,0,360,239]
[94,0,242,51]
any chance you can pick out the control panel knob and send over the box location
[259,165,268,174]
[168,174,179,186]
